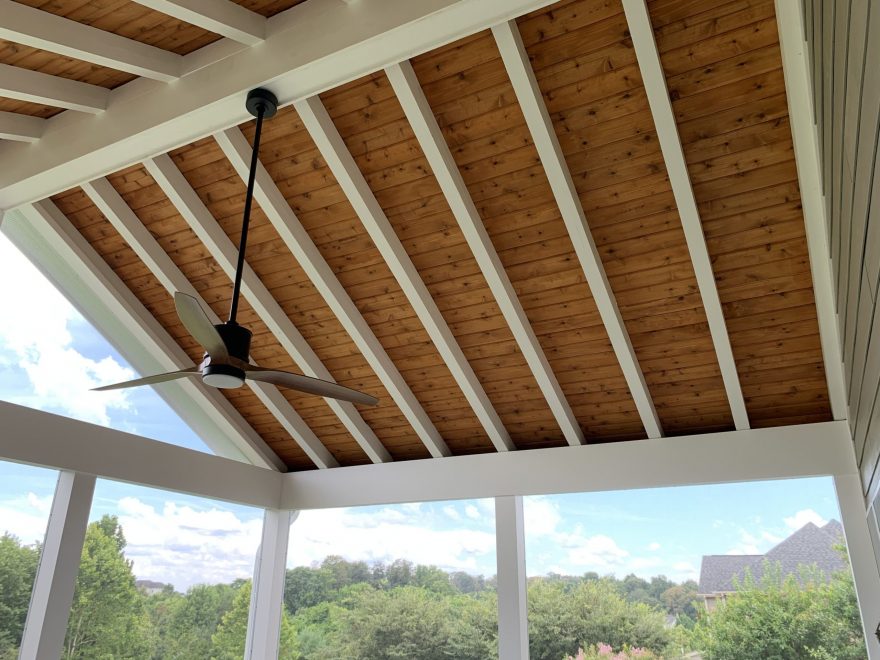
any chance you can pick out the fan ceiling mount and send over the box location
[94,88,378,407]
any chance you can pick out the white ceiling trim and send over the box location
[0,63,109,114]
[0,0,182,82]
[0,0,559,210]
[144,154,392,464]
[0,110,43,142]
[80,177,339,469]
[386,61,586,447]
[621,0,751,430]
[131,0,266,46]
[215,128,452,459]
[492,20,663,440]
[6,200,285,470]
[295,95,516,453]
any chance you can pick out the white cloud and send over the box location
[0,492,53,545]
[784,508,827,530]
[464,504,481,520]
[523,497,561,537]
[0,235,134,426]
[648,542,661,551]
[442,505,461,521]
[566,534,629,568]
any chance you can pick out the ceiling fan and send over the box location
[94,89,378,407]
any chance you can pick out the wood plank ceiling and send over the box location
[2,0,831,470]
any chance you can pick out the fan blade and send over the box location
[245,366,378,406]
[92,367,199,391]
[174,292,228,360]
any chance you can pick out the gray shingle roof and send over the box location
[698,520,845,595]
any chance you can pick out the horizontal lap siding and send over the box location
[322,69,570,450]
[50,184,315,469]
[651,0,831,429]
[412,30,646,441]
[238,105,497,457]
[520,0,733,435]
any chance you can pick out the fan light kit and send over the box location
[94,89,378,407]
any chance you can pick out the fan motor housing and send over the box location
[215,322,252,361]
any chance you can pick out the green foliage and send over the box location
[210,581,298,660]
[528,578,671,660]
[687,560,866,659]
[64,516,151,659]
[0,534,39,655]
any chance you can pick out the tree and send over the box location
[284,566,334,615]
[660,581,699,619]
[0,534,39,656]
[147,583,237,659]
[688,561,866,659]
[210,581,298,659]
[63,516,151,659]
[528,578,670,660]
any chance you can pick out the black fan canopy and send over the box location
[94,88,377,407]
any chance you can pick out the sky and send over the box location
[0,231,844,591]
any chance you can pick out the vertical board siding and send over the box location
[651,0,831,429]
[804,0,880,496]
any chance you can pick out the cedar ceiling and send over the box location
[7,0,830,470]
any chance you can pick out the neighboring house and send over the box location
[135,579,170,596]
[698,520,846,611]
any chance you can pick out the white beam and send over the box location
[81,177,338,470]
[495,496,529,660]
[295,95,515,453]
[492,20,662,440]
[0,0,182,82]
[0,63,109,114]
[144,154,392,464]
[621,0,750,430]
[9,200,284,470]
[834,473,880,658]
[775,0,848,421]
[215,128,451,458]
[0,401,283,508]
[132,0,266,46]
[0,0,558,210]
[19,471,96,660]
[281,420,853,509]
[0,110,43,142]
[246,509,292,660]
[386,61,585,447]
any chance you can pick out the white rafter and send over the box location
[144,153,393,464]
[621,0,750,430]
[385,61,585,447]
[0,0,559,210]
[0,63,109,114]
[8,200,284,470]
[0,110,43,142]
[132,0,266,46]
[295,95,515,453]
[80,177,338,470]
[492,20,663,440]
[214,127,452,459]
[0,0,182,82]
[774,0,848,420]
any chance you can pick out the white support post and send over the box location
[834,473,880,658]
[246,509,293,660]
[19,471,96,660]
[495,496,529,660]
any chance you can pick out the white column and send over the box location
[245,509,294,660]
[834,474,880,658]
[20,471,95,660]
[495,496,529,660]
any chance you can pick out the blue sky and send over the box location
[0,233,843,590]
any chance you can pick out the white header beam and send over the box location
[775,0,848,420]
[295,95,514,453]
[492,20,662,439]
[386,60,585,446]
[622,0,750,430]
[0,0,182,81]
[281,421,854,509]
[0,401,283,508]
[0,63,109,114]
[132,0,266,46]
